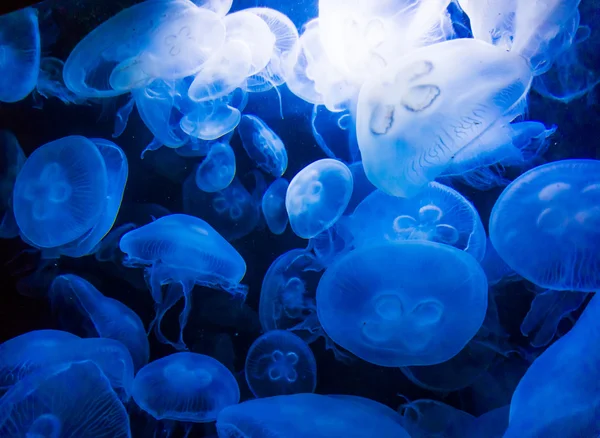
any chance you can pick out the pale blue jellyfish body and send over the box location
[0,361,131,438]
[216,393,410,438]
[0,8,40,103]
[49,274,149,371]
[316,241,488,367]
[286,159,353,239]
[195,142,236,192]
[238,115,288,177]
[0,131,26,238]
[119,214,247,349]
[12,136,108,249]
[262,178,289,235]
[245,330,316,398]
[132,352,239,422]
[490,159,600,291]
[350,182,486,260]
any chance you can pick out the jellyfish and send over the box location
[193,0,232,17]
[350,182,486,260]
[195,142,236,192]
[459,0,516,50]
[245,330,317,398]
[286,159,353,239]
[119,214,248,349]
[35,57,89,107]
[238,115,288,177]
[306,219,353,268]
[316,241,488,367]
[356,38,532,198]
[180,96,242,141]
[0,131,26,239]
[398,399,475,438]
[0,8,40,103]
[12,136,108,249]
[262,178,289,235]
[216,393,410,438]
[489,159,600,291]
[49,274,150,371]
[0,361,131,437]
[132,353,239,422]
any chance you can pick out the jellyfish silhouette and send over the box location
[262,178,289,235]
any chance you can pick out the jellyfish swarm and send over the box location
[195,142,236,192]
[0,361,131,438]
[49,274,149,372]
[119,214,247,350]
[350,182,486,261]
[132,352,239,422]
[238,115,288,177]
[0,131,26,238]
[0,8,40,103]
[286,159,353,239]
[489,159,600,291]
[245,330,316,398]
[262,178,289,235]
[316,241,488,367]
[356,38,532,198]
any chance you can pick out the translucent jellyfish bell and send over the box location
[193,0,233,17]
[13,136,108,248]
[0,8,40,103]
[356,38,532,198]
[238,115,288,177]
[316,241,488,367]
[180,94,242,141]
[262,178,289,235]
[0,131,26,238]
[195,142,236,192]
[460,0,517,50]
[286,159,353,239]
[489,159,600,291]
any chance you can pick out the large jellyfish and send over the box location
[0,8,40,103]
[195,142,236,192]
[132,353,239,422]
[262,178,289,235]
[238,115,288,177]
[489,159,600,291]
[286,159,353,239]
[316,241,488,367]
[0,131,26,239]
[356,38,532,198]
[350,182,486,260]
[245,330,317,398]
[119,214,247,350]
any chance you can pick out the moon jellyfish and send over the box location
[316,241,488,367]
[193,0,232,17]
[245,330,316,398]
[35,57,89,107]
[0,8,40,103]
[0,361,131,438]
[262,178,289,235]
[490,159,600,291]
[459,0,516,50]
[356,38,532,198]
[132,353,239,422]
[0,131,26,238]
[12,136,108,249]
[286,159,353,239]
[350,182,486,260]
[398,399,475,438]
[238,115,288,177]
[195,142,236,192]
[49,274,149,372]
[119,214,248,349]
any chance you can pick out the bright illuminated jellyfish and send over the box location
[193,0,232,17]
[505,293,600,437]
[262,178,289,235]
[245,330,316,398]
[0,131,26,238]
[521,289,588,348]
[356,38,532,198]
[238,115,288,177]
[459,0,516,50]
[132,353,239,422]
[216,393,410,438]
[489,159,600,291]
[195,142,236,192]
[0,361,131,438]
[119,214,248,349]
[317,241,488,367]
[0,8,40,103]
[12,136,108,249]
[286,159,353,239]
[49,274,149,372]
[64,0,225,97]
[183,174,260,241]
[350,182,486,260]
[398,399,475,438]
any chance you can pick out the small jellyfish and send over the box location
[489,159,600,291]
[0,131,26,238]
[316,241,488,367]
[238,115,288,177]
[35,57,89,107]
[286,159,353,239]
[132,352,239,422]
[195,142,236,192]
[261,178,289,235]
[245,330,317,398]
